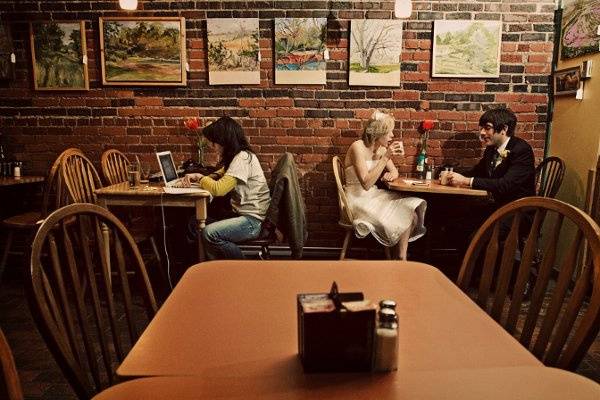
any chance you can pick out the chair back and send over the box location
[61,151,103,204]
[0,328,23,400]
[590,155,600,225]
[457,197,600,370]
[535,156,565,198]
[101,149,130,186]
[28,203,158,399]
[332,156,354,226]
[41,148,84,217]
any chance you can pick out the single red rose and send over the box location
[422,120,435,130]
[184,117,200,130]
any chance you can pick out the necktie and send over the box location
[489,151,500,175]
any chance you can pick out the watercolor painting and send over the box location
[99,17,186,86]
[554,66,581,96]
[207,18,260,85]
[560,0,600,59]
[30,21,88,90]
[349,19,403,87]
[274,18,327,85]
[432,20,501,78]
[0,21,14,81]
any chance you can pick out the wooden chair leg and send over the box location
[340,230,352,260]
[0,230,14,283]
[149,236,163,266]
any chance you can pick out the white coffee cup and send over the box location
[440,170,450,185]
[392,141,404,156]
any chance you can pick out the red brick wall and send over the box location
[0,1,554,247]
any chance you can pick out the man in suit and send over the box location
[448,108,535,207]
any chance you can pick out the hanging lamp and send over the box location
[394,0,412,18]
[119,0,138,10]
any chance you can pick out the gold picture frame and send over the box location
[99,17,187,86]
[553,66,581,96]
[30,21,89,91]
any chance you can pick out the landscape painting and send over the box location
[207,18,260,85]
[0,21,14,81]
[30,21,88,90]
[560,0,600,59]
[432,20,501,78]
[274,18,327,85]
[349,19,403,87]
[99,17,186,86]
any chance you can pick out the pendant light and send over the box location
[119,0,138,10]
[394,0,412,18]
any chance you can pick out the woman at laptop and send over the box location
[181,116,271,259]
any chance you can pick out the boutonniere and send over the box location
[494,149,509,168]
[499,149,510,159]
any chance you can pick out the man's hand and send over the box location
[448,172,470,187]
[178,173,204,187]
[381,170,399,182]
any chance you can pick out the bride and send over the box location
[343,110,426,260]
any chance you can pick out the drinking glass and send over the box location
[139,165,151,187]
[127,163,140,187]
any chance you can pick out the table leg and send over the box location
[195,199,207,262]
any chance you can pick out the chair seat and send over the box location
[2,211,42,230]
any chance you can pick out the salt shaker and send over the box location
[13,161,21,178]
[373,308,399,372]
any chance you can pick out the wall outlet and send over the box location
[582,60,593,79]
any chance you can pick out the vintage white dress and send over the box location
[345,160,427,247]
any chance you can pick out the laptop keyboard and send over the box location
[163,187,208,195]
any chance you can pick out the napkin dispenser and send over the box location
[297,282,376,372]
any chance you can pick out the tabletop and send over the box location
[117,260,540,379]
[0,175,45,187]
[387,178,488,197]
[96,366,600,399]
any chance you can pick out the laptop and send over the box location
[156,151,208,194]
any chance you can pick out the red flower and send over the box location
[184,117,200,130]
[422,120,435,130]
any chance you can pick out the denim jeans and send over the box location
[202,215,262,259]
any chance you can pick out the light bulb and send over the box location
[119,0,138,10]
[394,0,412,19]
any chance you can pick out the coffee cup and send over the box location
[440,170,450,185]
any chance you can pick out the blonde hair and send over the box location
[361,111,394,146]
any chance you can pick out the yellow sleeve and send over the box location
[199,174,237,197]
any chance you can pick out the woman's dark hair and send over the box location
[202,116,253,169]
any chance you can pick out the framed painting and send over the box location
[554,66,581,96]
[30,21,89,90]
[99,17,186,86]
[349,19,403,87]
[207,18,260,85]
[274,18,327,85]
[560,0,600,59]
[432,20,501,78]
[0,21,15,81]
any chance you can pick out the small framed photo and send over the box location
[553,66,581,96]
[99,17,186,86]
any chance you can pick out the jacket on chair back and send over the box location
[264,152,307,259]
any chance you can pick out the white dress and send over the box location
[345,160,427,247]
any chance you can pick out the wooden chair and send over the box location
[332,156,391,260]
[28,203,158,399]
[0,148,83,284]
[535,156,565,198]
[457,196,600,370]
[100,149,130,186]
[0,327,23,400]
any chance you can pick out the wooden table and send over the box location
[118,260,540,379]
[386,178,488,197]
[96,366,600,399]
[0,175,44,186]
[95,182,210,261]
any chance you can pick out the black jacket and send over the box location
[467,136,535,207]
[264,153,307,259]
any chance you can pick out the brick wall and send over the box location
[0,0,555,247]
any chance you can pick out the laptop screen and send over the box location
[156,151,179,185]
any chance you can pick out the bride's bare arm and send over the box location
[381,158,399,182]
[347,143,390,190]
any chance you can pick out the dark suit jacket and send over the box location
[466,136,535,207]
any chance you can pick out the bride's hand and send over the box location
[381,170,399,182]
[385,141,404,158]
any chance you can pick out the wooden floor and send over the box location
[0,251,598,400]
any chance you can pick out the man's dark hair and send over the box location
[202,116,253,169]
[479,108,517,137]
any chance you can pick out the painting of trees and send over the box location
[561,0,600,59]
[349,19,403,87]
[207,18,260,85]
[274,18,327,84]
[432,20,501,78]
[30,21,88,90]
[99,17,186,86]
